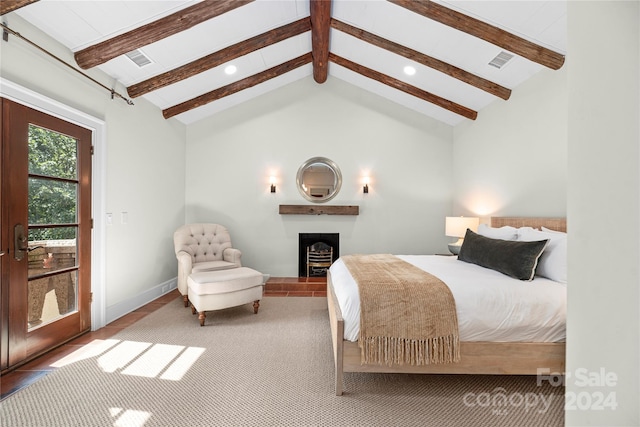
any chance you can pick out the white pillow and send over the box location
[477,224,518,240]
[517,228,567,283]
[541,226,566,234]
[516,226,535,237]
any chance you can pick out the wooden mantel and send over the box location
[279,205,359,216]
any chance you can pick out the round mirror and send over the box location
[296,157,342,203]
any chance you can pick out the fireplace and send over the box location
[298,233,339,277]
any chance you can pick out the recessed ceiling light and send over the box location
[224,65,237,75]
[403,65,416,76]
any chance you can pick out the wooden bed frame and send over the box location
[327,217,567,395]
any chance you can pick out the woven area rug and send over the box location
[0,297,564,426]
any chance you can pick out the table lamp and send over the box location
[445,216,479,255]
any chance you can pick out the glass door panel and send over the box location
[28,178,78,223]
[26,125,80,331]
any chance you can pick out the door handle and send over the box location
[14,224,28,261]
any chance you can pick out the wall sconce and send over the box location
[363,176,369,194]
[445,216,479,255]
[270,176,276,193]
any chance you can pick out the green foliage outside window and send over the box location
[28,125,78,241]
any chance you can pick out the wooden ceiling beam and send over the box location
[0,0,38,16]
[74,0,254,70]
[329,52,477,120]
[128,17,311,98]
[310,0,331,83]
[388,0,565,70]
[331,19,510,100]
[163,52,312,119]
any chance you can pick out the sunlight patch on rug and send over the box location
[50,338,120,367]
[51,337,206,381]
[121,343,184,378]
[111,407,151,427]
[160,347,206,381]
[97,340,152,372]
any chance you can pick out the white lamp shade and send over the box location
[445,216,479,238]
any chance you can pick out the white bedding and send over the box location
[329,255,566,343]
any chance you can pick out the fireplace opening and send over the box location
[298,233,339,277]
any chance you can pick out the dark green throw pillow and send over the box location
[457,229,549,281]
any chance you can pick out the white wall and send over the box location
[452,66,568,220]
[185,77,453,276]
[566,2,639,425]
[0,15,187,321]
[101,96,185,308]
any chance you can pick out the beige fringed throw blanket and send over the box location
[341,254,460,366]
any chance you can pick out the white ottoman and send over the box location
[187,267,264,326]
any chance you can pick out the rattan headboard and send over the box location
[491,217,566,232]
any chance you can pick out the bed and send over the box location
[327,217,567,395]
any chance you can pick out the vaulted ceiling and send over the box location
[3,0,566,126]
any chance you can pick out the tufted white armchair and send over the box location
[174,223,242,306]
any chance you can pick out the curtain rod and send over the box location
[1,22,134,106]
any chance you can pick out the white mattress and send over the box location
[329,255,566,343]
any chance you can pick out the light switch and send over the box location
[121,212,128,224]
[106,213,113,225]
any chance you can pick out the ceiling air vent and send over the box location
[125,49,152,68]
[488,51,514,69]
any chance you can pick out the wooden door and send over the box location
[1,98,92,372]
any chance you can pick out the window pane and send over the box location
[28,227,78,278]
[28,271,77,330]
[28,124,78,180]
[28,177,77,224]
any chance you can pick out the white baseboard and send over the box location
[105,277,178,326]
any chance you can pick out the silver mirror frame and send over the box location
[296,157,342,203]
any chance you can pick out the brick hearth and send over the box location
[264,277,327,297]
